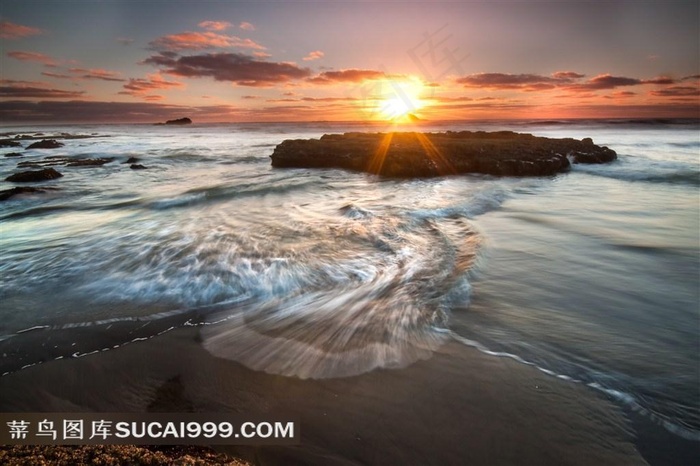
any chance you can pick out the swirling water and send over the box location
[0,120,698,440]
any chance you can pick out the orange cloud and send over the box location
[120,73,184,97]
[143,52,312,87]
[198,21,232,31]
[239,22,255,31]
[149,32,265,51]
[303,50,324,61]
[7,51,57,66]
[308,69,386,84]
[0,20,42,39]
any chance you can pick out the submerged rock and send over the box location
[0,186,57,201]
[130,163,148,169]
[4,152,23,157]
[124,156,140,164]
[271,131,617,177]
[26,139,64,149]
[18,156,114,168]
[5,168,63,182]
[0,139,22,148]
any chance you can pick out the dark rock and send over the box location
[0,186,57,201]
[124,156,140,164]
[270,131,617,178]
[6,167,63,182]
[27,139,64,149]
[130,164,148,170]
[4,152,23,157]
[0,139,22,148]
[165,117,192,125]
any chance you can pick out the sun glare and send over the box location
[377,78,425,121]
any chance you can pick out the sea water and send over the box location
[0,119,697,440]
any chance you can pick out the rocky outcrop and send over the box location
[270,131,617,178]
[0,139,22,148]
[6,168,63,182]
[130,164,148,169]
[27,139,64,149]
[4,152,23,157]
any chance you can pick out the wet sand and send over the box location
[0,324,649,465]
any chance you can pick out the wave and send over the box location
[444,329,700,441]
[201,213,480,379]
[574,165,700,186]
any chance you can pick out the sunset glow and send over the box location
[0,2,697,123]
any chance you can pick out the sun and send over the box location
[377,78,425,121]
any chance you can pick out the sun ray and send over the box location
[414,132,456,175]
[367,132,394,174]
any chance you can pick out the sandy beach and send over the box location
[0,323,650,465]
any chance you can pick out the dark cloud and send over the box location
[649,86,700,97]
[643,76,675,85]
[0,100,238,122]
[457,72,677,93]
[456,72,580,91]
[143,52,311,87]
[307,69,386,84]
[0,86,85,99]
[69,68,126,82]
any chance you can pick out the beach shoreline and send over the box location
[0,323,653,465]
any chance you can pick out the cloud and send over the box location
[649,86,700,97]
[552,71,585,79]
[307,69,386,84]
[0,85,85,99]
[303,50,324,61]
[116,37,134,46]
[69,68,125,82]
[120,73,184,97]
[41,71,73,79]
[0,20,42,39]
[643,76,675,85]
[0,100,240,123]
[603,91,637,99]
[198,21,232,31]
[239,22,255,31]
[253,51,272,58]
[241,95,259,99]
[7,51,57,66]
[143,52,312,87]
[457,71,679,93]
[456,72,578,90]
[149,32,265,52]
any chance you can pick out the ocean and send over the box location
[0,119,698,463]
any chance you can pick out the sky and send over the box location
[1,0,698,123]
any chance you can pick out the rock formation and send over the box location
[270,131,617,178]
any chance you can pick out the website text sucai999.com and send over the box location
[0,413,299,445]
